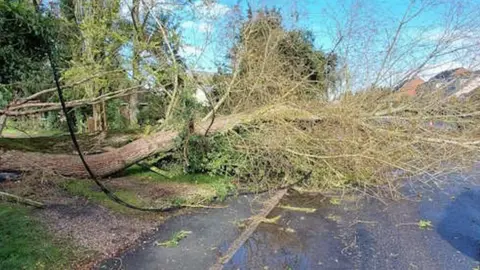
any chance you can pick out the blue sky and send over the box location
[177,0,479,76]
[123,0,479,87]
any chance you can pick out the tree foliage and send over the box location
[0,1,63,105]
[224,8,336,112]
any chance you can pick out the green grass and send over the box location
[63,166,235,214]
[0,203,77,270]
[62,180,151,215]
[124,165,236,200]
[124,165,234,185]
[0,134,68,153]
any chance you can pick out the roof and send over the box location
[396,76,425,96]
[423,67,480,96]
[429,67,471,82]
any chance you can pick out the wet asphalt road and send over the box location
[97,168,480,270]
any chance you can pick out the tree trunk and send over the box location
[128,93,139,127]
[102,100,108,131]
[92,103,104,132]
[0,114,6,137]
[0,114,243,178]
[129,0,141,127]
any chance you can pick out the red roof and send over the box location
[398,76,425,96]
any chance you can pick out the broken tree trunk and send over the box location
[0,191,44,208]
[0,114,244,178]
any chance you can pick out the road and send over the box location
[97,167,480,270]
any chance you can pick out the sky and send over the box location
[126,0,480,88]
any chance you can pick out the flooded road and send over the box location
[97,168,480,270]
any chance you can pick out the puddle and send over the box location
[96,194,270,270]
[225,171,480,270]
[225,194,355,269]
[0,171,21,183]
[434,189,480,261]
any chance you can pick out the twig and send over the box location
[349,219,378,227]
[0,191,44,208]
[180,204,226,209]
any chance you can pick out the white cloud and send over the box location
[180,44,203,57]
[181,20,213,33]
[191,1,230,19]
[198,22,213,33]
[181,21,196,29]
[419,62,463,81]
[120,0,179,20]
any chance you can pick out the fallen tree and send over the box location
[2,8,479,193]
[0,113,244,178]
[1,93,479,191]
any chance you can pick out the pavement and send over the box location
[97,167,480,270]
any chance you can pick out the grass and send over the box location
[123,165,236,200]
[155,230,192,247]
[62,180,152,215]
[2,128,64,138]
[62,168,235,215]
[0,203,79,269]
[0,134,69,153]
[124,165,228,184]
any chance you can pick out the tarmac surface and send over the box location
[97,168,480,270]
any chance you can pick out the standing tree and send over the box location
[0,0,73,135]
[62,0,129,132]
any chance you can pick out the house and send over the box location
[422,67,478,96]
[397,67,480,97]
[453,70,480,97]
[396,76,425,96]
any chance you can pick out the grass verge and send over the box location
[123,165,236,200]
[0,203,81,269]
[62,168,235,215]
[61,180,154,215]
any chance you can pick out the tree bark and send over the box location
[0,114,244,178]
[0,114,6,137]
[128,93,139,127]
[92,103,104,132]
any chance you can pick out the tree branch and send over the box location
[2,86,143,116]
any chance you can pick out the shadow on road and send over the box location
[437,189,480,261]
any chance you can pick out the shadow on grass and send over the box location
[0,203,86,269]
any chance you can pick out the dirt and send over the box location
[33,199,164,267]
[0,174,198,268]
